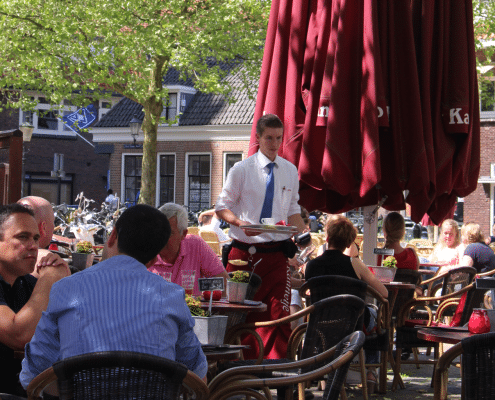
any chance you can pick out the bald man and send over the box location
[17,197,56,263]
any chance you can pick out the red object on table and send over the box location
[275,220,286,226]
[203,290,222,301]
[468,309,491,334]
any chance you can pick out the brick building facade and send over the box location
[0,95,116,205]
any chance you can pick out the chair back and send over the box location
[441,266,477,296]
[199,230,219,242]
[302,275,367,304]
[51,351,201,400]
[300,294,365,373]
[187,227,199,236]
[392,269,421,318]
[461,332,495,400]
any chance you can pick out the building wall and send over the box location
[464,121,495,235]
[109,138,250,208]
[0,97,110,205]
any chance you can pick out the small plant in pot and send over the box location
[227,270,250,303]
[72,240,95,271]
[186,294,228,345]
[382,256,397,268]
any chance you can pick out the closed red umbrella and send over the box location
[250,0,479,224]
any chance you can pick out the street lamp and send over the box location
[19,123,34,197]
[129,115,141,147]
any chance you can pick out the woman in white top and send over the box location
[429,219,463,273]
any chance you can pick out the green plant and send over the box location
[383,256,397,268]
[186,294,208,317]
[75,241,94,254]
[229,270,250,283]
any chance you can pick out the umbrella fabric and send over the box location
[249,0,479,224]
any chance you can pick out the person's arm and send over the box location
[351,257,388,298]
[215,209,260,236]
[461,255,474,267]
[0,255,68,349]
[287,213,307,234]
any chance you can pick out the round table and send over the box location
[200,299,267,330]
[417,327,474,344]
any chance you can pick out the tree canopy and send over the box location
[0,0,270,204]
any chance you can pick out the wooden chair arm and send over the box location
[208,331,364,398]
[224,304,315,364]
[27,367,57,400]
[183,370,210,400]
[433,342,463,400]
[287,323,307,359]
[366,286,390,334]
[435,299,461,323]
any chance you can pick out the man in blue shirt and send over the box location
[20,204,208,392]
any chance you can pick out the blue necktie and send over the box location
[260,163,275,223]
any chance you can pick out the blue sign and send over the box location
[61,104,96,133]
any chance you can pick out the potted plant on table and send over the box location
[227,270,250,303]
[71,240,95,271]
[186,294,228,345]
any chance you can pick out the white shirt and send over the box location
[215,151,301,243]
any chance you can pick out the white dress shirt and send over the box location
[216,151,301,243]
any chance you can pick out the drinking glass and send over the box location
[158,271,172,282]
[181,271,196,295]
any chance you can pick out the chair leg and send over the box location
[378,350,387,394]
[412,348,421,368]
[358,349,368,400]
[340,386,348,400]
[391,345,405,391]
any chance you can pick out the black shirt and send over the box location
[0,274,37,395]
[305,249,359,281]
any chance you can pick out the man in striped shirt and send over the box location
[20,204,208,392]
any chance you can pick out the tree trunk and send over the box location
[137,57,167,206]
[139,109,159,205]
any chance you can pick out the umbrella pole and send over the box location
[362,205,379,266]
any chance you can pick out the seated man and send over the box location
[20,204,208,392]
[0,204,69,395]
[17,196,56,264]
[147,203,229,296]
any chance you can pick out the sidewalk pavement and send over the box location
[270,347,462,399]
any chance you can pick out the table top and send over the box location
[417,327,474,344]
[202,345,246,362]
[384,282,416,290]
[200,299,267,313]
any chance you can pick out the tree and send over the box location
[0,0,270,205]
[473,0,495,109]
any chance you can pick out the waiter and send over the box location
[216,113,306,359]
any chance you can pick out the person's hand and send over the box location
[36,253,70,279]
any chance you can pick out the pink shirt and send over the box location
[148,234,225,296]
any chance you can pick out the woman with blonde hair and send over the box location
[377,212,419,270]
[429,219,462,267]
[460,222,495,273]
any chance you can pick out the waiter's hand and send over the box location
[238,221,261,236]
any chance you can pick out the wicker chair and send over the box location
[433,332,495,400]
[392,266,477,391]
[26,351,209,400]
[221,295,365,399]
[299,276,390,398]
[210,331,365,400]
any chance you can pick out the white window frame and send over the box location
[159,86,196,127]
[19,95,77,137]
[156,152,177,207]
[98,98,120,120]
[120,152,143,205]
[223,152,243,185]
[184,152,212,211]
